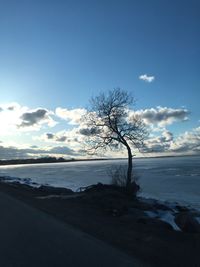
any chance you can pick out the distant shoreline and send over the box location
[0,154,199,166]
[0,157,111,166]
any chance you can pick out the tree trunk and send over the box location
[126,146,132,189]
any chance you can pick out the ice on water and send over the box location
[0,156,199,210]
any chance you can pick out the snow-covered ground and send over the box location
[0,156,200,210]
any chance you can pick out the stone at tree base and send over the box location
[137,217,173,231]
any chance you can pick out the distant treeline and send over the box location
[0,157,69,166]
[0,156,111,166]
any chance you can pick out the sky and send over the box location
[0,0,199,159]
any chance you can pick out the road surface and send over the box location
[0,192,147,267]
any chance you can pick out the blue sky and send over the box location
[0,0,199,159]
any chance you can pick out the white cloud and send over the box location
[55,107,86,125]
[142,130,174,153]
[0,103,57,135]
[162,130,173,141]
[139,74,155,83]
[0,103,26,135]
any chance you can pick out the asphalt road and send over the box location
[0,192,146,267]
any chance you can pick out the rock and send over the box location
[134,198,172,212]
[120,208,146,222]
[175,205,189,212]
[81,183,125,194]
[38,185,74,195]
[80,182,140,197]
[175,212,200,233]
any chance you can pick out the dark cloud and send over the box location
[45,133,67,142]
[79,127,101,136]
[0,146,34,159]
[56,136,67,142]
[0,107,3,112]
[134,107,189,126]
[7,106,15,111]
[46,133,55,139]
[19,109,48,127]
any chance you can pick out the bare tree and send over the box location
[82,88,148,191]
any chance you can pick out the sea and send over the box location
[0,156,199,210]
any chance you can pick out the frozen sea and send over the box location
[0,156,199,210]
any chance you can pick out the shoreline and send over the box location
[1,174,199,212]
[0,180,199,266]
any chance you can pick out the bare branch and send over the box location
[81,88,149,190]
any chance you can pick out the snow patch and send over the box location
[145,210,181,231]
[195,217,200,224]
[0,176,41,187]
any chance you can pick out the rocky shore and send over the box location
[0,179,200,266]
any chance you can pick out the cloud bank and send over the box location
[0,144,78,160]
[142,127,200,155]
[0,101,199,158]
